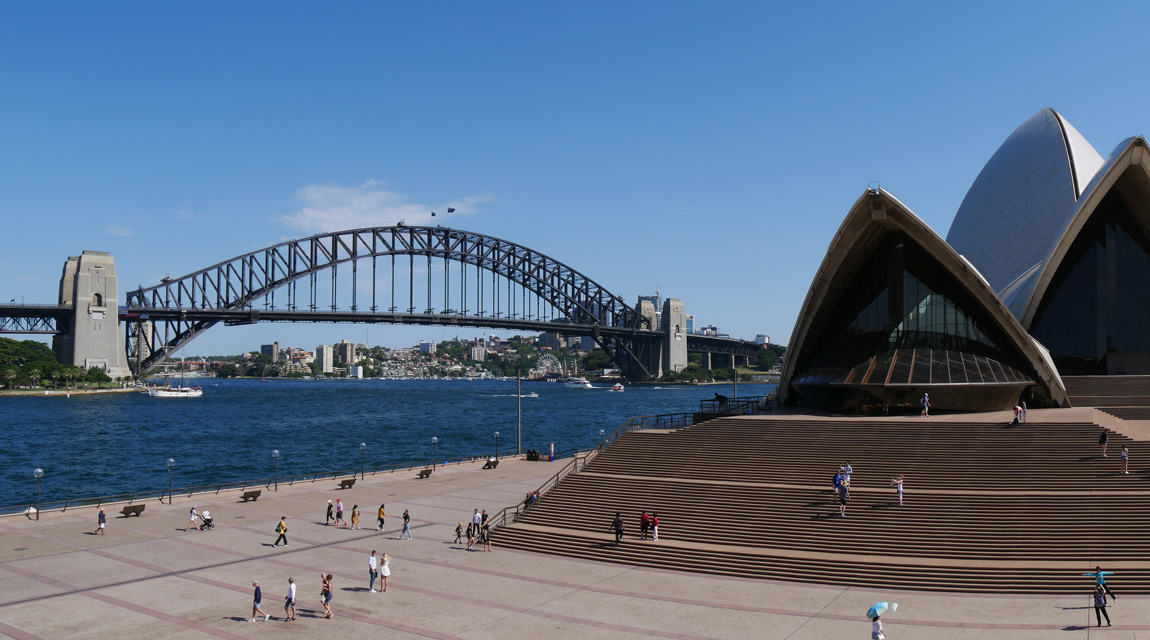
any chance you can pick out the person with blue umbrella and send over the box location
[866,602,896,639]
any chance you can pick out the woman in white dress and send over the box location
[380,553,391,592]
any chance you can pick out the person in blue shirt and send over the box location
[1085,566,1117,602]
[250,580,268,622]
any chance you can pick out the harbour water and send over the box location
[1,379,773,507]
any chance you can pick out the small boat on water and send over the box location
[609,383,625,392]
[564,377,593,389]
[147,386,203,398]
[521,392,539,398]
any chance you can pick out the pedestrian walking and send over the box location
[376,504,386,531]
[454,522,464,543]
[1085,566,1117,602]
[482,523,492,552]
[186,506,200,532]
[335,498,346,527]
[920,392,930,417]
[652,513,659,541]
[1094,584,1112,627]
[320,573,333,618]
[94,508,106,535]
[326,500,334,526]
[832,469,843,495]
[283,577,297,621]
[250,580,269,622]
[1099,429,1109,456]
[379,553,391,591]
[400,509,412,539]
[351,504,361,529]
[272,516,289,547]
[467,524,476,550]
[838,481,850,517]
[639,511,650,540]
[471,508,481,538]
[871,615,886,639]
[612,512,625,544]
[843,461,853,484]
[368,550,379,592]
[891,475,904,506]
[1122,445,1129,474]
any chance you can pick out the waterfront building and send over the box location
[781,108,1150,411]
[260,341,280,362]
[419,340,436,354]
[779,188,1067,413]
[335,339,357,366]
[315,344,334,374]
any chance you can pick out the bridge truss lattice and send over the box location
[123,226,659,378]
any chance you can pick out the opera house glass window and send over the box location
[1031,188,1150,374]
[793,234,1032,411]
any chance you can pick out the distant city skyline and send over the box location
[5,3,1150,355]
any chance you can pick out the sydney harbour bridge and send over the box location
[0,226,760,380]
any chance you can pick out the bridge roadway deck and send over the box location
[0,448,1137,639]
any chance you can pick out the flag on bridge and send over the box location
[447,207,455,213]
[431,211,436,217]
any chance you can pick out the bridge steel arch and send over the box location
[123,226,659,378]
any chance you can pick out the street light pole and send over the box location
[517,367,523,456]
[33,468,43,520]
[431,436,438,470]
[599,429,605,451]
[167,458,174,504]
[272,449,279,491]
[494,431,500,459]
[360,443,366,480]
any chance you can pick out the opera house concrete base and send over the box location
[791,381,1030,414]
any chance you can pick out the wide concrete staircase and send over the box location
[1066,375,1150,413]
[497,415,1150,593]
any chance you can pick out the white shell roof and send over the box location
[945,109,1105,320]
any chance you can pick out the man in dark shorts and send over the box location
[639,511,650,540]
[612,512,625,544]
[838,482,849,517]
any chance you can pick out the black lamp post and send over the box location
[517,367,523,455]
[272,449,279,491]
[494,431,500,459]
[431,436,438,469]
[167,458,174,504]
[33,468,43,520]
[360,442,366,480]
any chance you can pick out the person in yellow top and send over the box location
[272,517,289,547]
[350,505,361,530]
[376,504,386,532]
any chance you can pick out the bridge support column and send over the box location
[662,299,688,376]
[54,251,130,379]
[705,352,712,370]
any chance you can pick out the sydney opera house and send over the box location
[779,109,1150,413]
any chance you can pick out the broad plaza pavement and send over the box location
[0,457,1142,639]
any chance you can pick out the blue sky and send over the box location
[4,2,1150,355]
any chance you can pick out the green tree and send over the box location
[50,369,61,389]
[3,368,16,389]
[86,367,111,384]
[216,363,239,378]
[28,367,41,388]
[581,349,612,372]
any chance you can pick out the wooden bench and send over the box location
[483,459,499,469]
[339,478,356,490]
[417,468,433,479]
[120,504,145,517]
[240,490,262,502]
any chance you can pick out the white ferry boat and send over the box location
[609,383,625,392]
[563,377,593,389]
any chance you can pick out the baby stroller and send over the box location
[198,510,215,530]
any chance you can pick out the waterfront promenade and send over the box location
[0,455,1141,639]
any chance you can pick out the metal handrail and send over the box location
[0,451,519,518]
